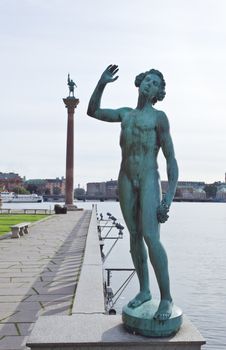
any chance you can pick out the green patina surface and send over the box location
[122,299,183,337]
[67,73,77,97]
[87,65,181,336]
[0,214,49,236]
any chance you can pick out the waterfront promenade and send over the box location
[0,210,91,350]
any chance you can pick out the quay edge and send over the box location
[27,205,206,350]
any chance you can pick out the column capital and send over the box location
[63,97,80,112]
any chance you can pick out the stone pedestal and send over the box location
[63,97,79,209]
[65,204,79,211]
[122,299,183,337]
[27,314,205,350]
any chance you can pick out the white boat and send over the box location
[0,192,43,203]
[0,192,14,203]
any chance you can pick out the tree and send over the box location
[26,184,38,194]
[74,187,85,199]
[12,186,29,195]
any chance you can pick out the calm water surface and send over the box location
[3,201,226,349]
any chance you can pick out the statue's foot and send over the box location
[128,291,151,308]
[154,299,173,321]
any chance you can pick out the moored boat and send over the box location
[0,192,43,203]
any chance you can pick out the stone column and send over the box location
[63,97,79,210]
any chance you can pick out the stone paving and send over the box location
[0,210,91,350]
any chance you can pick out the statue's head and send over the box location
[135,69,166,105]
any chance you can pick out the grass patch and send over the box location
[0,214,49,236]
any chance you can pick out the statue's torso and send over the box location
[120,108,160,181]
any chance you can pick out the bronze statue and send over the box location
[87,64,179,323]
[67,74,77,97]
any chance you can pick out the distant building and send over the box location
[162,180,206,200]
[25,177,65,196]
[86,180,118,199]
[106,180,118,198]
[86,182,106,198]
[216,183,226,201]
[177,181,205,188]
[192,188,206,200]
[176,186,194,200]
[86,179,208,201]
[0,172,23,191]
[44,177,66,196]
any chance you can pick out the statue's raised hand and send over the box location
[100,64,119,84]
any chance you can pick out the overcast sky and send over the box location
[1,0,226,188]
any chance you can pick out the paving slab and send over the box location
[0,335,27,350]
[40,301,71,311]
[0,210,91,350]
[0,310,20,322]
[0,310,40,323]
[0,287,39,295]
[0,302,42,311]
[1,273,43,277]
[23,294,74,302]
[30,284,76,295]
[0,323,18,336]
[0,296,28,302]
[16,323,34,336]
[0,283,26,288]
[39,273,78,280]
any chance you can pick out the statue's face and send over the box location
[139,73,161,100]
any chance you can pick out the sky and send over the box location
[1,0,226,189]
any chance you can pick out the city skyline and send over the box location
[1,1,226,188]
[1,171,225,191]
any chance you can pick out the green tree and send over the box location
[74,187,85,198]
[12,186,29,195]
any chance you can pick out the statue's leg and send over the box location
[118,172,151,308]
[140,171,173,320]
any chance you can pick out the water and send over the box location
[80,201,226,350]
[2,200,226,349]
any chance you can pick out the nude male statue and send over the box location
[87,64,178,321]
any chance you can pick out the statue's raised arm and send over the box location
[87,65,129,123]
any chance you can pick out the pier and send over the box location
[0,207,205,349]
